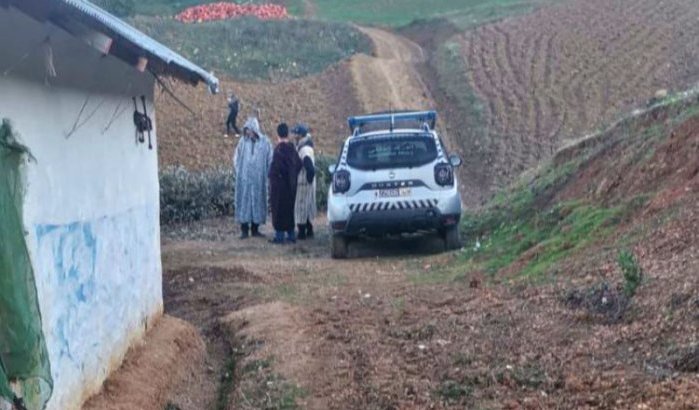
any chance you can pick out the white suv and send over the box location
[327,111,463,258]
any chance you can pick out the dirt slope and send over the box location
[156,94,699,409]
[350,26,434,115]
[452,0,699,193]
[157,61,362,171]
[82,316,207,410]
[156,25,448,174]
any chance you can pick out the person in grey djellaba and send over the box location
[234,117,273,239]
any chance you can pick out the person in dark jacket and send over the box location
[225,93,240,137]
[268,123,302,244]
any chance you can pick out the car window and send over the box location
[347,134,437,170]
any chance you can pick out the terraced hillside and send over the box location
[447,0,699,197]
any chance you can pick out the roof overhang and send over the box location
[7,0,219,93]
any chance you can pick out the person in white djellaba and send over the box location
[292,124,317,240]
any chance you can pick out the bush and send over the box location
[160,157,335,225]
[618,249,643,297]
[314,154,335,211]
[92,0,136,17]
[160,166,234,224]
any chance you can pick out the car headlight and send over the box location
[333,169,351,194]
[434,163,454,186]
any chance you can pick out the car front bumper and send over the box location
[331,207,460,236]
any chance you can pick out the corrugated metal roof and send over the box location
[58,0,219,92]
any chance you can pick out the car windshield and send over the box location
[347,134,437,170]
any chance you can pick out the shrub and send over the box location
[159,166,234,225]
[314,154,335,211]
[160,157,335,225]
[618,249,643,297]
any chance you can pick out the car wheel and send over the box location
[443,225,461,251]
[331,234,349,259]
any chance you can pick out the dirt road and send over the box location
[350,27,434,114]
[160,219,460,409]
[160,204,699,410]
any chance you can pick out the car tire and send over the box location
[331,234,349,259]
[443,225,461,251]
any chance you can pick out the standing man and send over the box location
[225,93,240,137]
[268,123,302,244]
[234,117,272,239]
[293,124,317,240]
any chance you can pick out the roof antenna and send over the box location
[389,103,394,133]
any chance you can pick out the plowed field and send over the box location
[157,61,361,171]
[457,0,699,188]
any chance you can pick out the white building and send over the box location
[0,1,218,409]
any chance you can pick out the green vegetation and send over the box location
[307,0,553,28]
[239,357,306,409]
[455,158,625,280]
[159,166,234,224]
[618,250,643,298]
[436,380,473,404]
[462,199,624,278]
[132,17,371,81]
[160,155,335,225]
[93,0,305,18]
[215,356,237,410]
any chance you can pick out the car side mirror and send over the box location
[449,153,462,167]
[328,164,337,174]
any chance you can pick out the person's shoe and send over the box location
[297,224,307,240]
[240,231,249,240]
[251,224,265,238]
[306,222,314,239]
[224,133,229,138]
[240,223,250,239]
[269,231,285,244]
[286,231,297,244]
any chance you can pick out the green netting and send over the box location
[0,119,52,410]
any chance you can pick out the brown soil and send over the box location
[156,26,450,176]
[157,61,362,171]
[82,315,207,410]
[144,4,699,408]
[350,27,433,113]
[158,145,699,409]
[450,0,699,196]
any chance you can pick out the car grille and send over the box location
[349,199,439,213]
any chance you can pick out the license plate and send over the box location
[376,188,411,198]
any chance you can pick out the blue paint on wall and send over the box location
[32,206,162,410]
[36,222,98,366]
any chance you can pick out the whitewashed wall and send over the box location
[0,7,162,410]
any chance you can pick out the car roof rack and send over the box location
[348,110,437,136]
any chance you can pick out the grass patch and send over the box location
[454,158,629,279]
[463,201,623,278]
[216,355,237,410]
[309,0,555,28]
[436,380,473,404]
[238,356,306,410]
[618,250,643,298]
[132,17,371,81]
